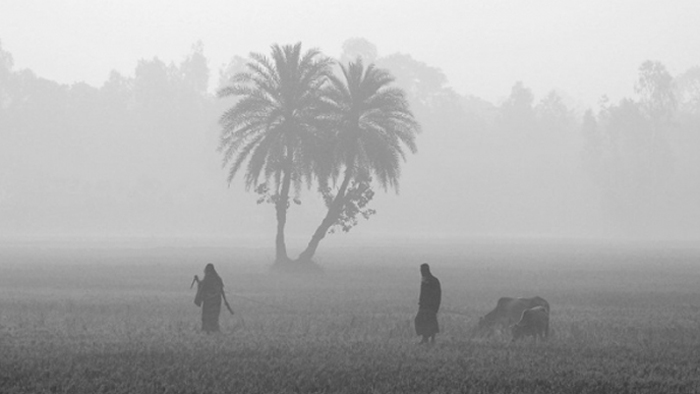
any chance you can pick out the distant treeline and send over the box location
[1,38,698,239]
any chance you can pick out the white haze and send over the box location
[3,0,699,106]
[1,0,699,247]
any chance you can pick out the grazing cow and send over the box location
[511,306,549,342]
[474,296,549,336]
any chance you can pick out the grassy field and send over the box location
[1,239,700,393]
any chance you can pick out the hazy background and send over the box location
[1,0,699,248]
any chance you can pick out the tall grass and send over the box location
[1,241,699,393]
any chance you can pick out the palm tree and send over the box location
[297,59,420,262]
[218,43,332,263]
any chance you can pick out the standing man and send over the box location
[415,263,441,345]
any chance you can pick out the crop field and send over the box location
[1,239,700,393]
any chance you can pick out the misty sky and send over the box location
[2,0,700,244]
[2,0,699,107]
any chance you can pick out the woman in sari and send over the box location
[194,263,225,333]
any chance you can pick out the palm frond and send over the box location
[321,58,419,192]
[226,134,264,187]
[218,42,335,194]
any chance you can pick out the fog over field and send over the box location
[2,244,700,392]
[2,3,700,392]
[1,0,699,247]
[0,1,700,247]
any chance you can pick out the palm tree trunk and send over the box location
[275,166,293,263]
[297,167,353,262]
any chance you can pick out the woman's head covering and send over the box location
[204,263,217,277]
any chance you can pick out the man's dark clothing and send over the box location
[415,272,441,338]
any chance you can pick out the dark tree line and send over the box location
[1,37,699,244]
[580,61,700,234]
[0,41,218,235]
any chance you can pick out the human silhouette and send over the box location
[414,263,441,344]
[194,263,226,333]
